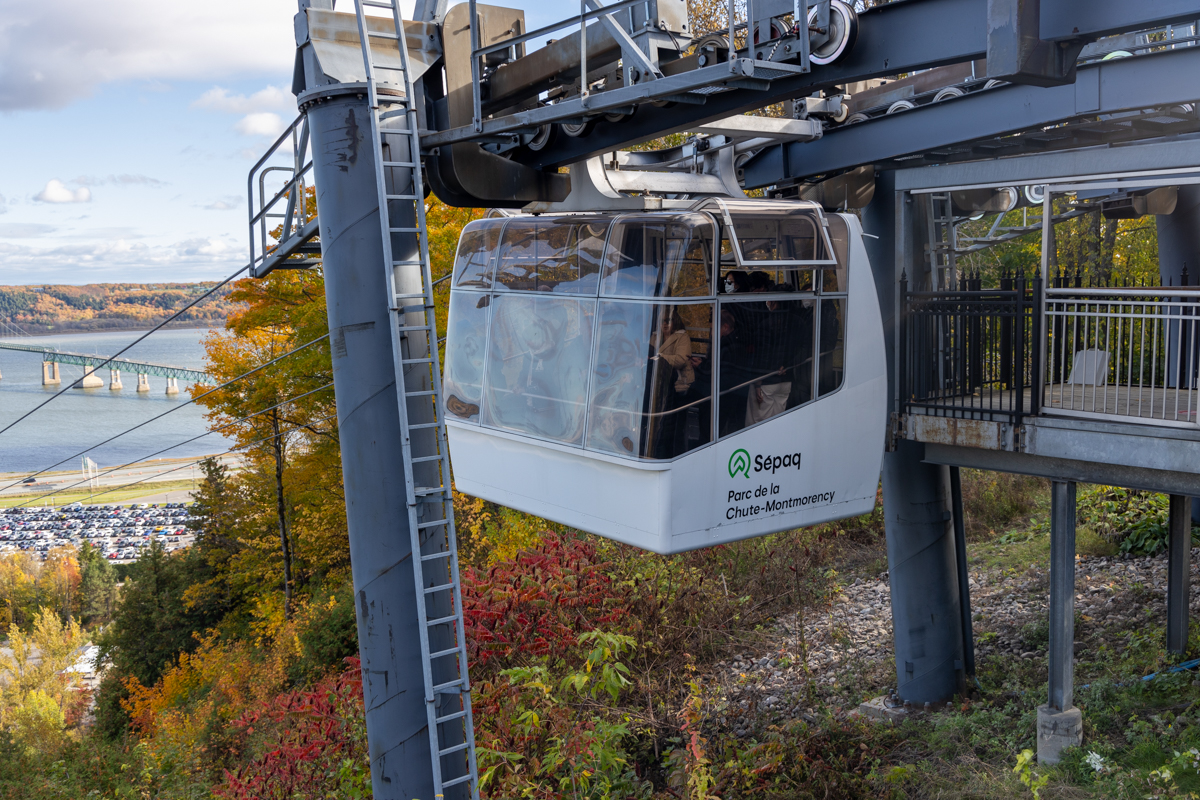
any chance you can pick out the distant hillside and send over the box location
[0,283,239,335]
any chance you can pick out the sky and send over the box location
[0,0,561,287]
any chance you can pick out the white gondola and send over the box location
[442,199,886,554]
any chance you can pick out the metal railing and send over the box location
[1043,282,1200,426]
[900,271,1041,425]
[247,114,318,278]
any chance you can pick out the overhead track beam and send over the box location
[742,45,1200,189]
[487,0,1200,170]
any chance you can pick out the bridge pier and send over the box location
[136,374,150,393]
[109,369,123,390]
[42,361,60,385]
[165,376,179,395]
[76,366,104,389]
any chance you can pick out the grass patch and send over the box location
[0,479,196,508]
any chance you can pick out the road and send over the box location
[0,454,243,499]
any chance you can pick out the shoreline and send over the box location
[0,322,225,338]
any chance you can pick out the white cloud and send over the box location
[0,223,56,238]
[235,112,287,138]
[0,235,244,282]
[0,194,7,214]
[73,174,166,187]
[193,85,292,115]
[34,180,91,203]
[203,196,243,211]
[0,0,298,110]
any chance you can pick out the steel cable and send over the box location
[13,411,337,510]
[0,332,330,493]
[11,381,334,508]
[0,263,250,439]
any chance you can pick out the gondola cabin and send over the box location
[442,199,886,554]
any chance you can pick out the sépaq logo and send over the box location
[727,448,802,479]
[728,449,751,478]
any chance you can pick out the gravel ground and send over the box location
[709,548,1200,733]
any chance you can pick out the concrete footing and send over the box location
[856,696,909,724]
[42,361,60,385]
[77,367,104,388]
[1037,705,1083,764]
[136,374,150,392]
[109,369,123,390]
[165,376,179,395]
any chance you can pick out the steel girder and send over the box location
[485,0,1200,170]
[741,45,1200,190]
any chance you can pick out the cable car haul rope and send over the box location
[443,199,887,553]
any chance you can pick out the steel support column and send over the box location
[1047,480,1076,713]
[1168,494,1192,654]
[1038,479,1082,764]
[866,173,967,704]
[305,89,436,799]
[950,466,976,677]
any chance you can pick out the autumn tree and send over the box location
[0,609,88,755]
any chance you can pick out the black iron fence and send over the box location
[900,271,1042,425]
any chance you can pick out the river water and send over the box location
[0,328,235,474]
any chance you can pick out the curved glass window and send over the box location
[733,213,822,262]
[587,302,714,458]
[481,294,595,444]
[718,299,815,437]
[453,219,504,289]
[822,214,850,293]
[494,217,609,294]
[819,298,846,396]
[443,291,491,423]
[599,214,713,298]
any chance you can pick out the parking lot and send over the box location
[0,502,196,562]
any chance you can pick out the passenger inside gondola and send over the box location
[443,204,847,461]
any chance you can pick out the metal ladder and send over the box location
[925,192,958,291]
[351,2,479,798]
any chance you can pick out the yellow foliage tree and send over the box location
[0,608,88,754]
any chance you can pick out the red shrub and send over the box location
[461,533,632,672]
[215,658,369,800]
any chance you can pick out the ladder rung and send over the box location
[430,646,461,659]
[370,31,400,39]
[436,709,468,724]
[438,742,469,757]
[402,357,434,365]
[411,454,442,463]
[424,583,455,595]
[386,193,420,200]
[433,679,465,693]
[394,291,426,298]
[421,550,453,562]
[361,0,394,7]
[406,390,437,397]
[382,161,419,168]
[427,614,459,626]
[414,486,447,495]
[398,325,432,332]
[418,518,448,530]
[393,259,425,266]
[389,227,422,233]
[408,421,441,430]
[441,774,474,789]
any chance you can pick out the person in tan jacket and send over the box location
[649,308,694,457]
[651,308,694,392]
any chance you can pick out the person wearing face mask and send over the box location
[723,271,749,294]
